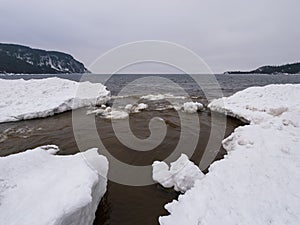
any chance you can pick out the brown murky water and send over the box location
[0,108,243,225]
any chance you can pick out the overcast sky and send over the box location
[1,0,299,73]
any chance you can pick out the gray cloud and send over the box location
[0,0,299,73]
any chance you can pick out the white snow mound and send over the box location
[0,146,108,225]
[0,78,110,123]
[152,154,204,193]
[159,84,300,225]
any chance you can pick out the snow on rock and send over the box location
[0,146,108,225]
[183,102,204,113]
[152,154,204,193]
[0,78,110,123]
[159,84,300,225]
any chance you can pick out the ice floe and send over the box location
[0,146,108,225]
[208,84,300,123]
[0,78,110,123]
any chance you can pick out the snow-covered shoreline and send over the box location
[0,146,108,225]
[158,84,300,225]
[0,78,110,123]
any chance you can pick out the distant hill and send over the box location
[225,62,300,75]
[0,43,89,74]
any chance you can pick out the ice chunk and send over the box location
[103,110,129,119]
[152,154,204,193]
[183,102,204,113]
[87,106,129,119]
[0,78,110,123]
[0,146,108,225]
[124,104,134,112]
[135,103,148,112]
[125,103,148,113]
[38,145,60,155]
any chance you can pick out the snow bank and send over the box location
[0,146,108,225]
[183,102,204,113]
[0,78,110,123]
[159,84,300,225]
[152,154,204,193]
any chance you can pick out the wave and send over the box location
[140,94,187,101]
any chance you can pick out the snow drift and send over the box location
[0,78,110,123]
[0,146,108,225]
[158,84,300,225]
